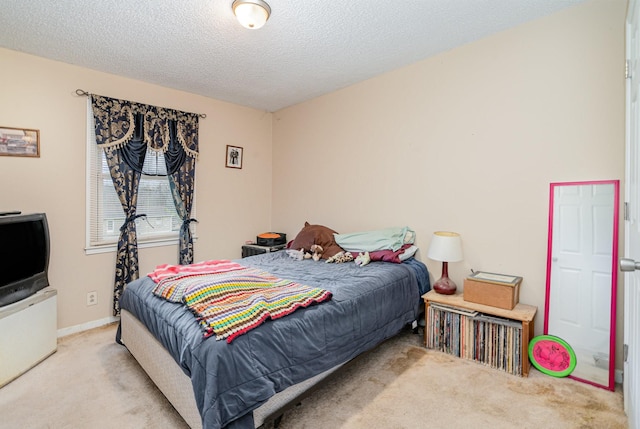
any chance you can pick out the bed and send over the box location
[118,228,430,429]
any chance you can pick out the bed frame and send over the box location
[120,310,344,428]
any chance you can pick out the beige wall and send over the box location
[0,48,273,331]
[272,0,626,365]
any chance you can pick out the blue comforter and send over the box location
[119,252,429,429]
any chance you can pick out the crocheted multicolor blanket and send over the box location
[150,260,332,343]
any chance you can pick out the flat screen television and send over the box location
[0,213,50,307]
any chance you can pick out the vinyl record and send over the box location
[528,335,577,377]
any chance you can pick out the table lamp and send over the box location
[427,231,463,295]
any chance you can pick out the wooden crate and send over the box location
[463,271,522,310]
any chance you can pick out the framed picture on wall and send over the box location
[226,145,243,169]
[0,126,40,157]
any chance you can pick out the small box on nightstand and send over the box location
[463,271,522,310]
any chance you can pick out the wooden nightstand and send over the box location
[422,290,537,377]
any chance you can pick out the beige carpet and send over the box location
[0,323,628,429]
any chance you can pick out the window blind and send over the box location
[85,100,195,252]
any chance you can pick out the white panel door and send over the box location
[625,1,640,427]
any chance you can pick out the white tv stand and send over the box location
[0,288,57,387]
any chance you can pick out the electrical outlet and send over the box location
[87,291,98,306]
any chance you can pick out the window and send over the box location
[85,103,194,253]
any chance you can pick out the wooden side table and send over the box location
[423,290,537,376]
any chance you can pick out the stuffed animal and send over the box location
[326,251,354,264]
[289,245,323,262]
[310,244,323,261]
[286,248,304,261]
[302,244,324,261]
[355,251,370,267]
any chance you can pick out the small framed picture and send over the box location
[0,126,40,157]
[225,145,243,169]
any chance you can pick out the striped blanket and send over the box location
[150,261,332,343]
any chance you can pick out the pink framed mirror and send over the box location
[544,180,619,390]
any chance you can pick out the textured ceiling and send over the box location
[0,0,586,112]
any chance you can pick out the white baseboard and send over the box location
[616,369,623,385]
[57,316,120,338]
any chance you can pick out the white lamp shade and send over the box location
[233,0,271,29]
[427,231,463,262]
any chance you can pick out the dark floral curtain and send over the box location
[168,112,199,265]
[91,94,199,316]
[170,155,198,265]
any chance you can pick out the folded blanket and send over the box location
[149,259,243,283]
[334,226,415,252]
[150,261,332,343]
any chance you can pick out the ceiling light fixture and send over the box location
[232,0,271,30]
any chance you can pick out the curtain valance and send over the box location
[91,94,199,159]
